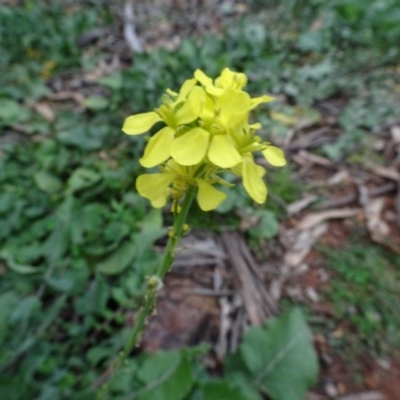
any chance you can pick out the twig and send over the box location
[123,1,143,53]
[314,182,397,210]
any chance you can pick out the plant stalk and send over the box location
[96,186,197,399]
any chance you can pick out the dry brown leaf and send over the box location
[284,223,328,267]
[364,198,390,242]
[33,102,55,122]
[390,125,400,144]
[298,208,360,230]
[327,170,351,186]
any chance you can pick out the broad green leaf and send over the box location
[83,96,109,110]
[67,168,101,193]
[248,210,279,239]
[99,72,123,90]
[97,240,136,275]
[86,346,114,367]
[42,223,69,262]
[239,308,319,400]
[196,379,261,400]
[10,296,41,322]
[34,170,63,193]
[0,98,30,124]
[75,275,109,314]
[45,274,74,293]
[136,350,194,400]
[57,128,104,150]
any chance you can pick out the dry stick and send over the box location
[123,0,143,53]
[314,181,397,211]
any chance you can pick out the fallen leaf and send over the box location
[390,125,400,144]
[33,102,55,122]
[284,223,327,267]
[327,170,351,186]
[364,198,390,243]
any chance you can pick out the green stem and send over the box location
[96,186,197,399]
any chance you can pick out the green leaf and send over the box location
[239,308,319,400]
[0,98,30,124]
[248,210,279,239]
[0,291,18,345]
[10,295,41,322]
[196,379,261,400]
[45,274,74,293]
[99,72,123,90]
[75,275,110,315]
[0,250,40,274]
[67,168,101,193]
[83,96,109,110]
[135,209,166,259]
[34,170,63,193]
[86,346,114,367]
[42,223,69,262]
[97,240,136,275]
[136,350,194,400]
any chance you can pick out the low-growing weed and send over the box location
[319,243,400,354]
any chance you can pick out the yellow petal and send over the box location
[261,146,287,167]
[170,128,210,165]
[242,157,267,204]
[175,78,197,104]
[216,68,247,90]
[196,179,227,211]
[122,112,161,135]
[217,89,250,127]
[208,134,241,168]
[217,88,250,114]
[136,173,173,205]
[199,94,216,125]
[194,69,223,96]
[140,127,175,168]
[194,69,214,88]
[249,122,262,130]
[175,86,204,125]
[151,196,168,208]
[250,95,275,110]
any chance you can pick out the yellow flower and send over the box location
[136,160,227,211]
[122,81,204,168]
[123,68,288,210]
[170,87,251,169]
[194,68,274,109]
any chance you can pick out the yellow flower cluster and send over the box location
[122,68,286,211]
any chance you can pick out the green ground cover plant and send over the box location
[320,242,400,355]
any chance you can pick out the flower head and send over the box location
[123,68,287,211]
[136,160,226,211]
